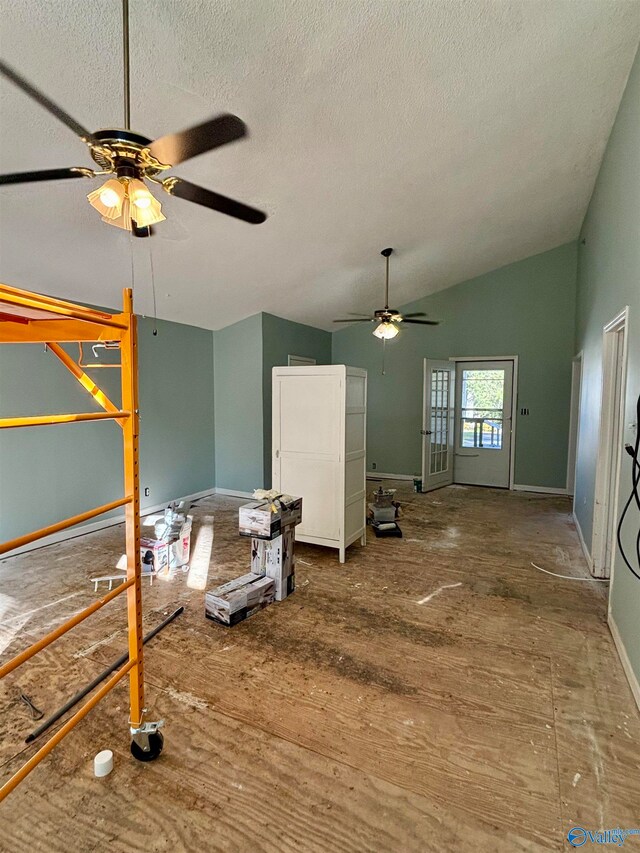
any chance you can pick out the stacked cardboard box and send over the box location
[140,506,193,579]
[204,494,303,628]
[251,525,296,601]
[205,573,275,626]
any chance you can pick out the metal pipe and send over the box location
[385,254,389,309]
[25,607,184,744]
[123,0,130,128]
[0,495,132,556]
[0,659,135,802]
[0,579,135,678]
[0,411,130,429]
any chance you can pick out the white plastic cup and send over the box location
[94,749,114,778]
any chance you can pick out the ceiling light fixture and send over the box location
[87,176,165,229]
[128,178,153,209]
[87,178,125,220]
[372,321,399,340]
[131,194,166,227]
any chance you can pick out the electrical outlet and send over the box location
[520,408,530,416]
[144,487,150,497]
[371,462,377,470]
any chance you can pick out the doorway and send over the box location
[591,309,628,579]
[453,360,514,488]
[421,357,517,491]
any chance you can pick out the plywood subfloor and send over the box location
[1,483,638,852]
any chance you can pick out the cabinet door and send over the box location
[273,373,342,540]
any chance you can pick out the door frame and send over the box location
[448,355,519,490]
[567,352,583,499]
[591,308,629,581]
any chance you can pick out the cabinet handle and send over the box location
[275,449,280,458]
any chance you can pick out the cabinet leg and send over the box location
[360,532,366,546]
[339,547,346,564]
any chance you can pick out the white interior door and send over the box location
[421,360,455,492]
[454,360,513,488]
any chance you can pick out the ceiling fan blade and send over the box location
[148,114,246,167]
[165,177,266,224]
[0,60,94,143]
[401,318,440,325]
[333,318,375,323]
[402,312,427,318]
[0,168,91,185]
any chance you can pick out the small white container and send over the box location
[94,749,113,778]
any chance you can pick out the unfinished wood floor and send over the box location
[1,482,638,852]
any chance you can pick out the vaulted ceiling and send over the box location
[1,0,639,330]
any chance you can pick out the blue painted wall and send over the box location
[332,243,578,487]
[574,46,640,688]
[0,315,215,543]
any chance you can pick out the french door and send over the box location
[453,360,514,488]
[421,360,456,492]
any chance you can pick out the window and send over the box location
[460,369,505,449]
[429,368,450,474]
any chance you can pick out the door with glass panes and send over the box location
[453,360,513,488]
[421,360,456,492]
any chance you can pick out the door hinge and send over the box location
[421,429,432,435]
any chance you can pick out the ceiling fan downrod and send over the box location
[122,0,131,129]
[381,247,393,310]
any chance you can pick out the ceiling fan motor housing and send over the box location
[89,129,168,177]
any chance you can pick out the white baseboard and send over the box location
[366,472,415,481]
[512,484,568,495]
[608,615,640,712]
[214,487,254,499]
[1,488,216,560]
[572,511,593,571]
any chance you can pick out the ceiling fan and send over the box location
[333,248,440,339]
[0,0,267,237]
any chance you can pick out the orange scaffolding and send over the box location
[0,283,163,801]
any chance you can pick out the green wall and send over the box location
[332,243,577,487]
[212,311,332,492]
[574,46,640,687]
[213,313,264,493]
[0,315,215,545]
[261,313,332,487]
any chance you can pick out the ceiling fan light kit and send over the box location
[372,321,399,340]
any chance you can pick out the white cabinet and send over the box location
[272,365,367,563]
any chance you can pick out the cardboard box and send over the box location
[239,501,282,540]
[140,516,192,579]
[278,496,303,528]
[140,538,169,576]
[250,525,296,601]
[205,573,275,626]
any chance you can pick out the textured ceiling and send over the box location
[1,0,639,331]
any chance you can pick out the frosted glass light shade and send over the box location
[373,321,399,340]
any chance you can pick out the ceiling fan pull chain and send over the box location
[149,243,158,336]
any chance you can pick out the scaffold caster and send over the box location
[130,720,164,762]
